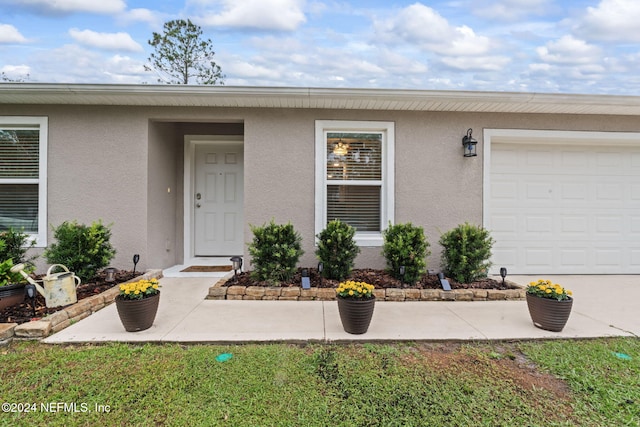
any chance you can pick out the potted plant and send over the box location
[526,279,573,332]
[115,278,160,332]
[0,259,28,311]
[336,280,375,334]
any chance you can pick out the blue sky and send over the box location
[1,0,639,94]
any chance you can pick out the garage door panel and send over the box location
[560,215,588,233]
[526,183,553,200]
[489,141,640,274]
[594,248,623,268]
[559,249,588,268]
[524,248,554,267]
[560,183,588,200]
[594,215,623,235]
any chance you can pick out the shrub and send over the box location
[0,227,37,269]
[439,222,494,284]
[248,219,304,285]
[0,259,25,286]
[43,220,116,281]
[315,219,360,281]
[382,222,430,285]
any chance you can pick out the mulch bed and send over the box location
[227,268,508,290]
[0,270,140,325]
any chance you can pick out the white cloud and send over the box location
[69,29,143,52]
[441,55,511,72]
[118,8,166,28]
[197,0,306,31]
[5,0,126,14]
[536,35,602,65]
[373,4,510,72]
[0,24,27,43]
[574,0,640,42]
[375,4,493,56]
[29,44,146,83]
[473,0,554,22]
[1,64,31,76]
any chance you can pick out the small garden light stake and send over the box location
[132,254,140,275]
[104,267,117,282]
[317,262,324,287]
[230,256,243,283]
[399,265,406,284]
[500,267,507,286]
[25,283,37,317]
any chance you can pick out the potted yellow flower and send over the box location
[525,279,573,332]
[115,278,160,332]
[336,280,375,334]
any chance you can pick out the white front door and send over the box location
[194,143,244,256]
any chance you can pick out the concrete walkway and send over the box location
[44,275,639,344]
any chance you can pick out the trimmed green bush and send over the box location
[43,220,116,281]
[316,219,360,281]
[382,222,430,285]
[439,222,494,284]
[248,219,304,285]
[0,227,37,269]
[0,259,25,286]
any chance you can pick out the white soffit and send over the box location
[1,84,640,116]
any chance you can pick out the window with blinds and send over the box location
[0,121,44,236]
[326,132,383,232]
[315,121,394,246]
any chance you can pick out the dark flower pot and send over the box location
[337,296,375,334]
[526,293,573,332]
[0,283,26,311]
[115,292,160,332]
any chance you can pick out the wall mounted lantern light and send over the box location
[462,128,478,157]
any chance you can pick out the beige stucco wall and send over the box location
[2,103,640,274]
[242,108,640,271]
[0,105,150,273]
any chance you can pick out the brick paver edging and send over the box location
[208,276,525,302]
[0,270,163,346]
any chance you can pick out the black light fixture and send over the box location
[132,254,140,275]
[437,272,452,291]
[399,265,406,284]
[500,267,507,286]
[230,256,243,283]
[25,283,37,317]
[462,128,478,157]
[104,267,117,282]
[301,268,311,289]
[317,262,324,287]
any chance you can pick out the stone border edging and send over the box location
[208,275,525,302]
[0,269,163,346]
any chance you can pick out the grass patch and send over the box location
[518,338,640,426]
[0,339,637,426]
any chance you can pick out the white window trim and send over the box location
[0,116,47,246]
[315,120,394,246]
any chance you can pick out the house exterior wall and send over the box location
[0,104,150,272]
[2,102,639,274]
[147,121,179,269]
[242,108,640,271]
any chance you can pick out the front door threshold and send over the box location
[163,257,240,278]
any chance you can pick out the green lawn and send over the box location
[0,338,638,426]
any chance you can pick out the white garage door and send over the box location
[487,133,640,274]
